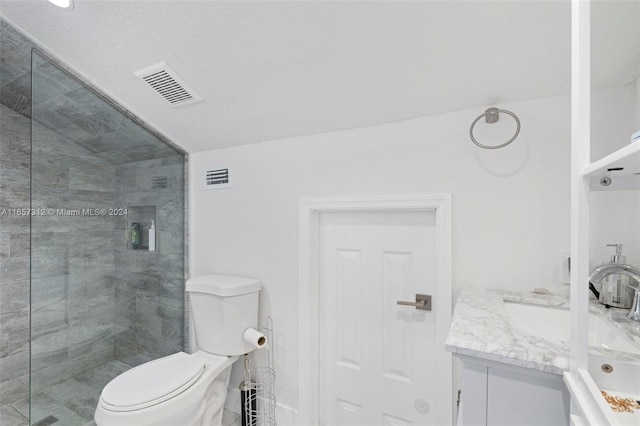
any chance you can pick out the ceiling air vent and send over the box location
[205,168,231,190]
[134,62,203,107]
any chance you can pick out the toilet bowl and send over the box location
[95,351,239,426]
[94,275,262,426]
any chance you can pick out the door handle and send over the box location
[397,294,431,311]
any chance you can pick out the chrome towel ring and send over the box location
[469,107,521,149]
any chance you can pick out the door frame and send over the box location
[298,195,452,425]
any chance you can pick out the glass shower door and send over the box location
[29,50,185,425]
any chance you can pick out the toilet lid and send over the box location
[101,352,205,411]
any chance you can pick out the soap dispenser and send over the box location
[589,244,639,309]
[148,220,156,252]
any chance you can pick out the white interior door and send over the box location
[319,210,441,426]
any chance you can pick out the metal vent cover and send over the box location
[151,176,168,189]
[134,62,203,107]
[205,168,231,190]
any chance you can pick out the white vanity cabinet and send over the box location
[458,357,569,426]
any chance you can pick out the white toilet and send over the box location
[94,275,261,426]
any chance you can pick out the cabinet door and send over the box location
[486,367,569,426]
[459,362,488,426]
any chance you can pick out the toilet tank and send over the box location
[186,275,261,356]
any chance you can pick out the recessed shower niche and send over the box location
[125,205,157,251]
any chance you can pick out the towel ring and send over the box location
[469,107,521,149]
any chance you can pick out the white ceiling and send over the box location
[1,0,638,153]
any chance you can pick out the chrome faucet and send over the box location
[588,263,640,321]
[626,284,640,321]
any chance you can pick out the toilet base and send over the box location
[95,352,237,426]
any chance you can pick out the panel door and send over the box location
[320,210,439,426]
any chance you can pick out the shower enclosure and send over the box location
[26,50,186,425]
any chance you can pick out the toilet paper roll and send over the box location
[243,328,267,350]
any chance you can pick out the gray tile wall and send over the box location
[0,17,36,406]
[29,118,117,394]
[113,156,185,366]
[0,103,31,405]
[0,19,32,118]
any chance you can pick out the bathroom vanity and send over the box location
[446,288,640,426]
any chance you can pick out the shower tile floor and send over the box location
[1,360,243,426]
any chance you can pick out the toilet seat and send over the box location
[100,352,206,412]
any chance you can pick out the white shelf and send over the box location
[583,140,640,190]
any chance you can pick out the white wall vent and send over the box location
[134,62,203,107]
[205,168,231,190]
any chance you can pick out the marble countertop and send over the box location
[445,287,640,375]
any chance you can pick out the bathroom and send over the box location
[0,1,639,425]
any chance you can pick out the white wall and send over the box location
[590,82,640,269]
[190,93,572,416]
[634,75,640,130]
[590,84,636,162]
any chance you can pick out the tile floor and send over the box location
[1,360,131,426]
[0,360,243,426]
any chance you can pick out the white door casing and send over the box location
[298,196,452,426]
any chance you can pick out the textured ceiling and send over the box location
[0,1,638,153]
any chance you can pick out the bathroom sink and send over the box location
[590,353,640,396]
[505,301,640,406]
[504,300,640,407]
[503,301,639,354]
